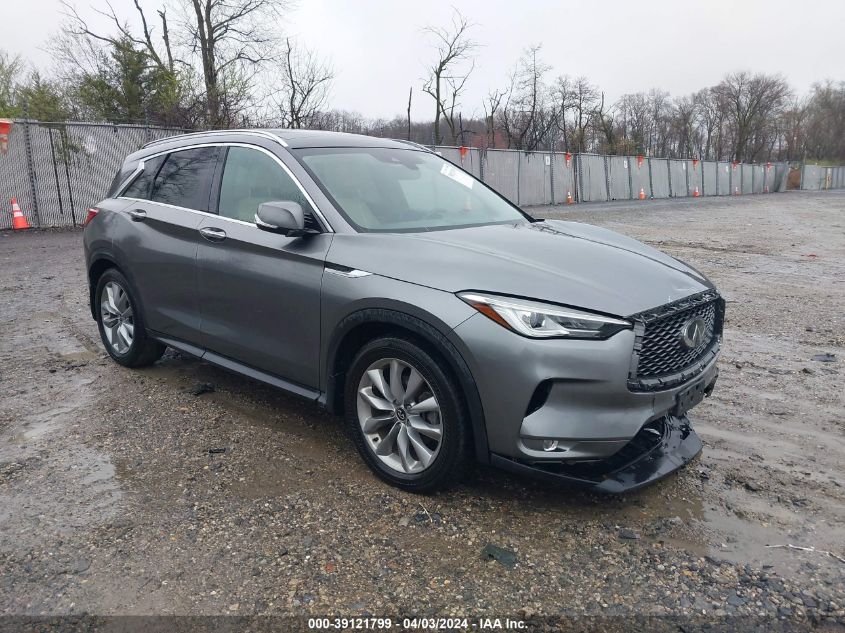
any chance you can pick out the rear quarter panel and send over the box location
[83,198,134,269]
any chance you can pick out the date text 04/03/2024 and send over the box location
[307,617,527,630]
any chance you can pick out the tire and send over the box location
[344,336,470,492]
[95,268,166,367]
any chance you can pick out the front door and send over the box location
[196,145,331,389]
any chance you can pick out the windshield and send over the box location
[295,147,530,232]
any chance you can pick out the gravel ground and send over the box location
[0,191,843,629]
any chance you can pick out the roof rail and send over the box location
[392,139,434,153]
[142,129,288,149]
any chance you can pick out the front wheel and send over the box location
[344,337,470,492]
[95,269,166,367]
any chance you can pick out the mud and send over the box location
[0,191,842,619]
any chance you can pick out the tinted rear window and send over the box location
[122,156,165,200]
[150,147,219,211]
[107,168,127,198]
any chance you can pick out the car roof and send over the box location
[135,129,423,159]
[267,129,419,150]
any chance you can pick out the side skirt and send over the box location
[150,332,322,403]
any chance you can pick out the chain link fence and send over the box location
[0,121,189,229]
[0,119,811,230]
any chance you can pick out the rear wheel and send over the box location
[95,269,165,367]
[344,336,469,492]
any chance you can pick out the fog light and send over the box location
[542,440,559,452]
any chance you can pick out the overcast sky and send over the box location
[5,0,845,121]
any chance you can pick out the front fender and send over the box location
[319,274,489,463]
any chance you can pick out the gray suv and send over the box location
[83,129,723,493]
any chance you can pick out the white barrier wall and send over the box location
[0,120,806,229]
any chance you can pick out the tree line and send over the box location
[0,3,843,163]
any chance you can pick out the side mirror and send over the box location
[255,200,308,236]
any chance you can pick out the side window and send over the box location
[107,168,126,198]
[150,147,218,211]
[122,156,164,200]
[218,147,315,224]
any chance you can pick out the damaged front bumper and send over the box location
[489,414,702,494]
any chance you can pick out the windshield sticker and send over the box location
[440,162,474,189]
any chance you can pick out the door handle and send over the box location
[199,227,227,243]
[128,209,147,222]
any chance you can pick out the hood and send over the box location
[326,220,713,317]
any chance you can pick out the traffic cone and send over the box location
[764,185,769,193]
[638,187,646,200]
[693,186,700,197]
[10,198,31,230]
[566,191,573,204]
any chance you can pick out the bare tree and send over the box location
[568,76,600,152]
[552,76,575,151]
[616,92,651,154]
[273,37,334,129]
[62,0,287,127]
[314,68,833,162]
[499,46,555,151]
[53,5,201,126]
[670,96,697,157]
[712,71,791,161]
[796,81,845,161]
[182,0,286,126]
[22,5,842,164]
[482,87,507,148]
[645,89,670,156]
[61,0,176,75]
[595,92,617,154]
[421,9,477,144]
[692,89,721,160]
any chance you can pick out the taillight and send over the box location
[83,208,99,226]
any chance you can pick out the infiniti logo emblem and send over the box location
[680,317,707,349]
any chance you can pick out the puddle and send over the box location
[0,447,122,540]
[59,350,100,362]
[0,368,123,545]
[3,373,95,450]
[675,487,845,579]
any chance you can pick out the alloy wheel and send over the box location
[356,358,443,474]
[100,281,134,355]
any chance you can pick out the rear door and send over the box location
[196,145,332,389]
[118,146,219,344]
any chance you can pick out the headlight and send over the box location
[458,292,631,339]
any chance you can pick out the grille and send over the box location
[629,291,723,391]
